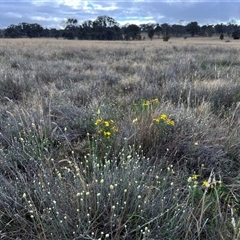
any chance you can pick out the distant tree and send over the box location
[66,18,78,26]
[78,16,121,40]
[111,25,122,40]
[148,29,154,40]
[226,19,238,37]
[62,31,75,40]
[0,29,4,38]
[207,25,215,37]
[214,23,224,34]
[200,24,214,37]
[219,33,224,40]
[232,30,240,39]
[62,18,79,39]
[48,28,58,38]
[40,28,49,38]
[81,20,93,28]
[55,32,60,39]
[171,24,185,37]
[154,24,162,38]
[27,23,43,38]
[186,21,200,36]
[93,15,119,28]
[4,15,240,42]
[161,23,171,36]
[124,24,141,40]
[4,22,44,38]
[105,28,115,40]
[4,24,19,38]
[139,23,147,32]
[140,23,156,33]
[80,20,93,39]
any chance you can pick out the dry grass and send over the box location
[0,38,240,239]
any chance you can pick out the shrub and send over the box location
[219,33,224,40]
[163,35,170,41]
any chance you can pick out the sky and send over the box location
[0,1,240,29]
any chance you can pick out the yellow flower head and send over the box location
[160,114,167,120]
[151,98,159,104]
[104,121,110,127]
[203,180,210,188]
[192,174,199,180]
[142,100,150,107]
[95,119,102,125]
[111,126,118,132]
[153,118,160,123]
[166,119,175,126]
[104,131,111,138]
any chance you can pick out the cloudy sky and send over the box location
[0,0,240,29]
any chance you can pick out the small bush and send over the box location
[219,33,224,40]
[163,35,170,41]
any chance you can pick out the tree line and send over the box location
[1,15,240,40]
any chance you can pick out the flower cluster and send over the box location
[188,173,222,189]
[133,98,159,111]
[153,114,175,126]
[141,98,159,107]
[94,118,118,139]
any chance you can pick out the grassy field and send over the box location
[0,37,240,239]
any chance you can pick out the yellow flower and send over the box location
[95,119,102,125]
[166,119,175,126]
[192,174,199,180]
[203,180,210,187]
[153,118,160,123]
[142,100,150,106]
[111,126,118,132]
[160,114,167,120]
[104,131,111,138]
[151,98,159,104]
[97,109,101,115]
[104,121,110,127]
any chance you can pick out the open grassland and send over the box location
[0,38,240,239]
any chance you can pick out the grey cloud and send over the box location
[0,1,240,29]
